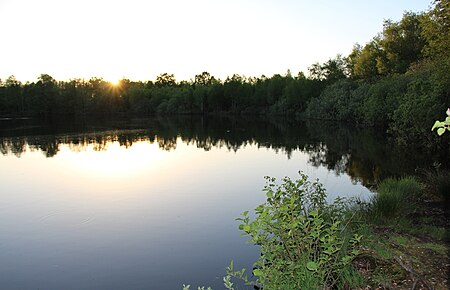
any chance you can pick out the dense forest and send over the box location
[1,0,448,145]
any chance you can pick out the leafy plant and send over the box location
[234,172,362,289]
[182,275,236,290]
[431,108,450,135]
[182,286,212,290]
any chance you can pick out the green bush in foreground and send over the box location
[231,172,362,289]
[183,173,363,290]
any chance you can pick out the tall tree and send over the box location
[353,41,383,79]
[308,55,348,82]
[377,12,426,74]
[422,0,450,58]
[155,73,176,87]
[2,76,23,114]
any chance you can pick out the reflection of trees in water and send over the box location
[0,130,153,158]
[0,138,26,157]
[157,136,177,151]
[1,116,447,187]
[308,143,350,176]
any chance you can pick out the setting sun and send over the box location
[110,79,121,87]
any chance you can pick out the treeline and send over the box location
[0,71,322,117]
[0,0,448,143]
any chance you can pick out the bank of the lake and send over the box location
[343,175,449,290]
[196,174,449,290]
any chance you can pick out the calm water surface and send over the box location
[0,116,439,289]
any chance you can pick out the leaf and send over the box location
[341,256,352,264]
[437,128,445,136]
[243,210,249,217]
[243,225,251,232]
[306,261,318,271]
[253,268,263,277]
[432,120,443,131]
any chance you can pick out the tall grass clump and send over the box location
[422,164,450,206]
[370,176,422,221]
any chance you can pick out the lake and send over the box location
[0,116,443,289]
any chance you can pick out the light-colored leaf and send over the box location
[253,268,263,276]
[437,127,445,135]
[306,261,318,271]
[432,120,443,131]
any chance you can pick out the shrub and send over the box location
[233,172,362,289]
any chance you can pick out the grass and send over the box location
[354,176,449,289]
[392,235,409,246]
[396,218,448,240]
[421,165,450,205]
[422,242,447,255]
[368,176,422,222]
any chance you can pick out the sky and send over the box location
[0,0,431,83]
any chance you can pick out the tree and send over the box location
[1,76,23,115]
[308,55,348,82]
[193,72,217,113]
[31,74,57,116]
[346,43,363,77]
[194,71,214,86]
[155,73,176,87]
[422,0,450,58]
[353,41,382,79]
[224,74,247,111]
[377,12,426,74]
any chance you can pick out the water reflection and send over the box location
[2,116,445,290]
[1,116,447,188]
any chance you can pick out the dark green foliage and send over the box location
[347,12,427,79]
[308,55,348,83]
[303,0,449,145]
[421,0,450,58]
[377,12,426,75]
[306,58,449,146]
[389,58,449,144]
[305,79,361,122]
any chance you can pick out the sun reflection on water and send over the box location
[56,139,169,178]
